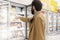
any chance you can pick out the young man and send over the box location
[16,1,46,40]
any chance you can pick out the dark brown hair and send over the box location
[31,0,42,23]
[31,0,42,15]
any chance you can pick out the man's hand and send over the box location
[15,16,20,19]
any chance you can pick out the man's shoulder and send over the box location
[37,13,46,21]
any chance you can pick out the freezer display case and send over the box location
[44,10,60,35]
[57,13,60,33]
[8,3,28,40]
[0,1,27,40]
[8,6,26,40]
[45,10,57,34]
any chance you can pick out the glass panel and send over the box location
[0,3,8,40]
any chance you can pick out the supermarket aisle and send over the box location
[0,0,60,40]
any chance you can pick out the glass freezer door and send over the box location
[8,6,26,40]
[0,1,26,40]
[0,4,8,40]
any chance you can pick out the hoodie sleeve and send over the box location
[20,17,32,22]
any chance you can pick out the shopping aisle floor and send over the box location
[46,34,60,40]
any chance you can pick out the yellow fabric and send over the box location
[50,0,58,12]
[40,0,58,12]
[20,17,32,22]
[20,12,45,40]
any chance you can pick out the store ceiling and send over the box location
[10,0,33,5]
